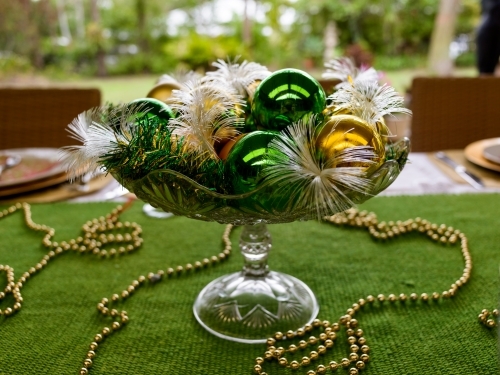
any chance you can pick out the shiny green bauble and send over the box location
[251,68,326,131]
[128,98,175,124]
[225,130,280,194]
[106,98,174,132]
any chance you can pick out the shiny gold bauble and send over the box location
[375,116,390,138]
[322,105,350,117]
[315,114,385,174]
[322,107,389,139]
[146,82,182,103]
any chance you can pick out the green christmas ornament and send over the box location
[243,114,258,133]
[225,130,280,194]
[103,98,174,133]
[128,98,175,124]
[251,68,326,131]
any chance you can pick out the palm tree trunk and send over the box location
[90,0,106,76]
[427,0,461,76]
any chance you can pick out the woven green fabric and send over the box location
[0,194,499,375]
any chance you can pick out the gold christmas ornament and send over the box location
[322,106,389,138]
[146,82,182,103]
[322,105,350,118]
[315,114,385,174]
[376,116,390,138]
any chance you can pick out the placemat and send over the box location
[427,150,500,188]
[0,194,499,374]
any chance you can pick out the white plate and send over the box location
[483,144,500,164]
[0,148,66,188]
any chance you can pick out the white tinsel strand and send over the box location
[261,116,376,220]
[204,58,271,97]
[172,69,203,84]
[168,79,245,160]
[62,108,108,179]
[62,104,140,179]
[329,79,412,126]
[156,70,203,86]
[322,57,379,88]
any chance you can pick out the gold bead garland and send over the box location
[0,201,143,318]
[78,223,234,375]
[0,202,493,374]
[253,208,473,375]
[478,309,499,328]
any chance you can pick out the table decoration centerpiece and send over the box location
[62,57,411,343]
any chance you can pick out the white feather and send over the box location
[261,116,375,220]
[329,79,412,126]
[204,58,271,97]
[322,57,379,88]
[61,104,139,179]
[168,79,245,160]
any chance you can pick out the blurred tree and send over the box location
[0,0,482,77]
[55,0,72,44]
[0,0,56,70]
[90,0,106,76]
[427,0,461,75]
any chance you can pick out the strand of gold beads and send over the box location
[478,309,499,328]
[79,223,234,375]
[0,203,482,374]
[254,208,473,375]
[0,202,143,318]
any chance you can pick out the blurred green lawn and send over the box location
[62,75,159,104]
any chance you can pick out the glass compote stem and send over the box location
[193,223,319,343]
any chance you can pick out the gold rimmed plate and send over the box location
[464,138,500,173]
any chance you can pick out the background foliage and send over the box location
[0,0,481,78]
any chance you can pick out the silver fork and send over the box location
[0,155,22,178]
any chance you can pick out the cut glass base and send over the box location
[193,270,319,344]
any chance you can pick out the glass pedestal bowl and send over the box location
[120,138,410,343]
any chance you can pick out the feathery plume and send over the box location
[261,116,376,220]
[328,79,412,127]
[61,103,149,179]
[323,57,379,88]
[204,58,271,97]
[168,79,245,161]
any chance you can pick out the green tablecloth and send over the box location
[0,194,499,374]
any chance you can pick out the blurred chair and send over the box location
[0,88,101,149]
[410,77,500,152]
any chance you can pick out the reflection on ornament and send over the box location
[225,131,280,194]
[316,114,385,174]
[146,82,182,103]
[322,105,350,118]
[322,105,388,136]
[128,98,175,123]
[376,116,390,138]
[251,68,326,131]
